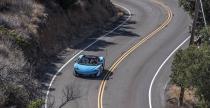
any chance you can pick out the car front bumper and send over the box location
[74,70,99,76]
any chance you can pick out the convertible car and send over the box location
[73,55,105,77]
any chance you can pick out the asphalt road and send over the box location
[46,0,191,108]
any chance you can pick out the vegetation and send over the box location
[0,0,117,107]
[199,27,210,42]
[27,99,44,108]
[0,26,30,48]
[171,1,210,106]
[170,26,210,107]
[0,26,41,107]
[178,0,210,24]
[170,46,200,105]
[193,45,210,107]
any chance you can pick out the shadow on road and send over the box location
[41,13,138,91]
[72,13,138,52]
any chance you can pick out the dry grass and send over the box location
[0,0,46,36]
[0,0,118,106]
[165,84,197,108]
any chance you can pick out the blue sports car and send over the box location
[73,55,105,77]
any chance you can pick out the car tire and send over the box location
[74,71,79,77]
[101,65,104,71]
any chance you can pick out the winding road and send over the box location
[45,0,191,108]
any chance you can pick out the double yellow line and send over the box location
[98,1,173,108]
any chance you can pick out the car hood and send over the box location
[74,63,100,72]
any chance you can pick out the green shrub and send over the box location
[27,99,44,108]
[199,27,210,42]
[0,26,30,48]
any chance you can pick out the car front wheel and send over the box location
[74,71,79,77]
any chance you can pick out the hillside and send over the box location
[0,0,119,107]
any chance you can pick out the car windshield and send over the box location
[78,56,99,66]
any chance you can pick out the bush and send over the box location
[0,26,30,49]
[27,99,44,108]
[4,86,30,107]
[199,27,210,42]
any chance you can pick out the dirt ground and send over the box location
[165,84,197,108]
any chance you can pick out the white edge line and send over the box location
[44,3,131,108]
[149,36,190,108]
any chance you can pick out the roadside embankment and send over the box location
[0,0,120,107]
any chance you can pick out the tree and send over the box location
[178,0,210,25]
[179,0,210,42]
[171,44,210,107]
[192,45,210,107]
[170,46,202,106]
[199,26,210,43]
[59,85,80,108]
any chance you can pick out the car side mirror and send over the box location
[99,57,104,63]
